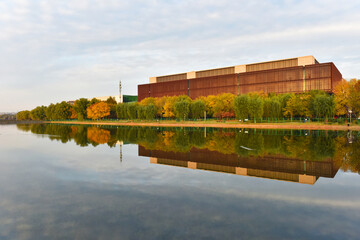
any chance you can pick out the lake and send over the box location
[0,124,359,239]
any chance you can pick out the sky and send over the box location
[0,0,360,112]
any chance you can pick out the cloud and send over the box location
[0,0,360,111]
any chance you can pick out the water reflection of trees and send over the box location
[16,124,360,174]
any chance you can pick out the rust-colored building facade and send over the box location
[138,56,342,101]
[138,145,339,185]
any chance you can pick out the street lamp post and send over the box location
[349,109,352,124]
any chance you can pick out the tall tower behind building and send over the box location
[119,80,123,103]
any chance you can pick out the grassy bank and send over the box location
[44,119,360,131]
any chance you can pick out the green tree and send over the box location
[30,106,47,120]
[313,94,335,122]
[234,94,250,122]
[190,100,205,119]
[127,103,138,119]
[106,97,117,119]
[116,103,128,119]
[145,104,158,120]
[248,96,263,123]
[106,97,117,105]
[263,97,281,118]
[74,98,90,120]
[45,104,56,120]
[53,101,71,120]
[89,98,100,106]
[174,100,190,120]
[271,99,282,118]
[137,105,146,120]
[263,98,272,118]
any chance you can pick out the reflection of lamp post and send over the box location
[349,109,352,124]
[348,130,353,144]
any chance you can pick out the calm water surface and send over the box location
[0,124,360,240]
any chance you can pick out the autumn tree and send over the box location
[16,110,31,120]
[198,95,216,117]
[349,79,360,116]
[212,93,235,118]
[87,127,111,144]
[69,107,77,119]
[283,94,311,120]
[333,79,349,116]
[297,93,311,118]
[140,97,156,106]
[87,102,110,120]
[162,96,177,118]
[279,93,292,117]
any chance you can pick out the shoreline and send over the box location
[43,120,360,131]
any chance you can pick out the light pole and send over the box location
[119,80,123,103]
[349,109,352,124]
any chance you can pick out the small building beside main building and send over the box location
[138,56,342,101]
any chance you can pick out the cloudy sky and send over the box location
[1,0,360,112]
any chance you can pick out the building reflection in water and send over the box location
[16,124,358,184]
[139,146,340,185]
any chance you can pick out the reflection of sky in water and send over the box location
[0,125,360,240]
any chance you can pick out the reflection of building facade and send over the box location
[139,146,340,185]
[138,56,342,101]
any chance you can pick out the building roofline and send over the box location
[150,55,318,79]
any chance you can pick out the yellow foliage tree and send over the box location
[199,95,216,117]
[162,96,178,118]
[69,107,77,119]
[87,102,110,120]
[213,93,235,116]
[334,79,350,116]
[140,97,156,106]
[349,79,360,116]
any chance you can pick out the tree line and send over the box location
[17,79,360,122]
[16,97,118,121]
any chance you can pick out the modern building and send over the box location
[138,56,342,101]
